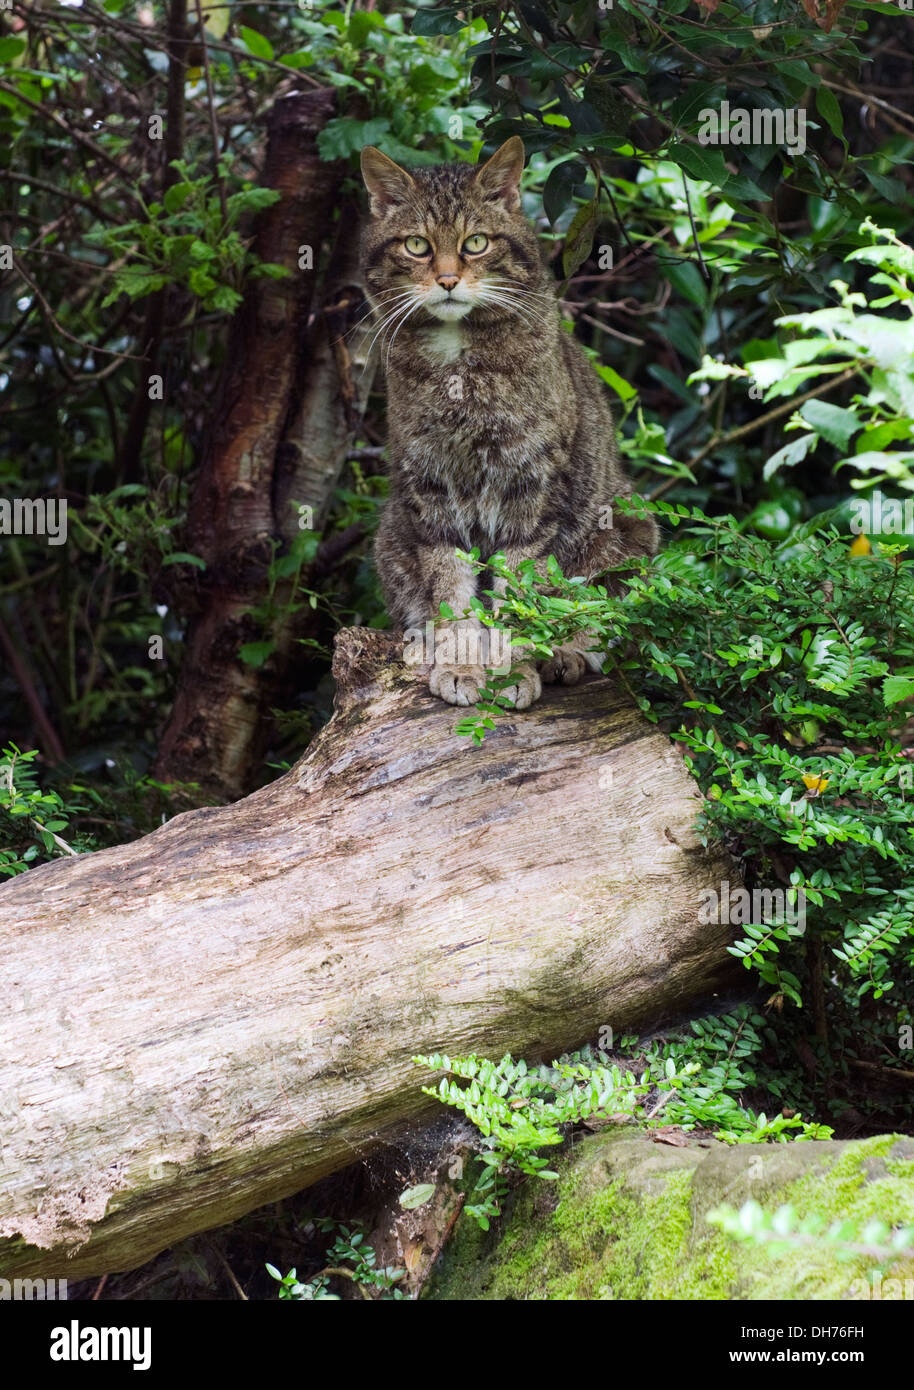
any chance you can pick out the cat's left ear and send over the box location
[473,136,525,212]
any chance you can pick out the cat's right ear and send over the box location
[360,146,415,216]
[473,136,525,212]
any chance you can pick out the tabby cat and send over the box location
[360,136,657,708]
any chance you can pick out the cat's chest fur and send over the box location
[388,329,565,546]
[386,323,558,472]
[420,321,467,365]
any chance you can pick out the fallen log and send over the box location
[0,628,737,1280]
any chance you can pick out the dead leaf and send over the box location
[801,0,849,30]
[650,1126,690,1147]
[562,199,600,280]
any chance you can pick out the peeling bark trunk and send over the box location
[0,630,737,1280]
[274,192,378,543]
[154,92,375,801]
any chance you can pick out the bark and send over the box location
[153,90,375,802]
[0,631,738,1280]
[274,191,378,544]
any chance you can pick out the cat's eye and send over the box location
[462,234,489,254]
[404,235,431,256]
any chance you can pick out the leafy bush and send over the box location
[0,745,81,873]
[415,1037,831,1229]
[449,494,913,1131]
[88,160,288,315]
[692,220,914,498]
[267,1224,405,1301]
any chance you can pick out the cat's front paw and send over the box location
[539,646,588,685]
[496,662,542,710]
[429,663,487,706]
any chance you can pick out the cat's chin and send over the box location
[424,299,474,322]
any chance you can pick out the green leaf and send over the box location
[763,433,818,481]
[839,316,911,371]
[161,551,207,570]
[317,116,391,162]
[860,166,906,206]
[238,26,274,61]
[666,258,708,309]
[408,57,461,93]
[721,173,771,203]
[799,400,859,450]
[239,640,276,668]
[595,364,637,403]
[815,87,845,143]
[883,675,914,706]
[347,9,386,46]
[543,160,587,226]
[0,38,26,62]
[411,6,466,36]
[163,182,193,214]
[611,40,648,74]
[665,141,730,190]
[399,1183,437,1210]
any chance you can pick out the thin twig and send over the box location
[194,0,227,223]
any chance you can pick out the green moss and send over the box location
[734,1135,914,1301]
[429,1134,731,1300]
[426,1132,914,1301]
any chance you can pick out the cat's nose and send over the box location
[436,274,460,292]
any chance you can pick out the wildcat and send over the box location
[359,136,658,708]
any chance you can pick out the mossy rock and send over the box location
[424,1130,914,1300]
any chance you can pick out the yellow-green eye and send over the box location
[404,235,430,256]
[462,233,489,254]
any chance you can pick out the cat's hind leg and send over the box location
[538,630,605,685]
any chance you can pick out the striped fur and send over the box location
[359,138,658,706]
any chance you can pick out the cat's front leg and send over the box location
[419,547,489,706]
[427,619,487,705]
[485,549,545,709]
[489,548,604,696]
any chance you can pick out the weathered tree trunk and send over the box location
[154,91,376,801]
[0,631,737,1280]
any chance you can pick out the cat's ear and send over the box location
[360,146,415,215]
[473,136,525,212]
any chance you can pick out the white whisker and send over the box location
[364,300,416,360]
[473,287,549,331]
[385,296,428,371]
[485,279,557,304]
[364,294,425,360]
[345,288,416,341]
